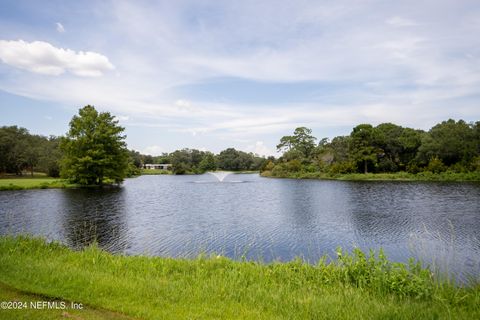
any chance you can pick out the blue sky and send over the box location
[0,0,479,156]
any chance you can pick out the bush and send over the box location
[328,161,356,174]
[406,162,422,174]
[426,157,447,173]
[261,161,275,172]
[285,160,302,172]
[449,162,469,173]
[125,163,141,177]
[376,158,398,173]
[271,163,287,176]
[468,156,480,171]
[304,163,319,173]
[173,162,190,175]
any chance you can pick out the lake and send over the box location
[1,174,479,281]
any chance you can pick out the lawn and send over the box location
[0,177,74,190]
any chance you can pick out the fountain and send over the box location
[207,171,233,182]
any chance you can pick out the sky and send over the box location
[0,0,479,156]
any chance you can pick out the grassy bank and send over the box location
[0,236,479,319]
[0,177,76,191]
[261,170,480,181]
[140,169,173,175]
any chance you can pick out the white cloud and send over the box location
[0,1,479,153]
[55,22,65,33]
[386,16,418,27]
[143,145,165,156]
[175,99,195,112]
[116,115,129,121]
[246,141,275,156]
[0,40,114,77]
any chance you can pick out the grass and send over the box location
[232,170,259,174]
[261,170,480,182]
[0,177,77,191]
[0,282,133,319]
[0,236,479,319]
[140,169,172,175]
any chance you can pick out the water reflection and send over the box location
[58,188,128,253]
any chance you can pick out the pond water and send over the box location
[1,174,479,281]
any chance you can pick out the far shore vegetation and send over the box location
[261,121,480,181]
[1,236,479,319]
[261,171,480,181]
[1,105,479,188]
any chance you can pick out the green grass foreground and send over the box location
[0,282,132,319]
[0,177,77,191]
[0,237,479,319]
[261,170,480,182]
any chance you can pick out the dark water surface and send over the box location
[1,174,479,280]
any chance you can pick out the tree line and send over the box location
[0,126,62,177]
[0,106,267,183]
[264,120,480,177]
[130,147,266,174]
[3,105,477,184]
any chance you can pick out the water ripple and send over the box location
[0,175,479,281]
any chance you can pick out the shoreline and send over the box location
[1,236,479,319]
[2,171,479,191]
[0,171,262,190]
[0,178,77,191]
[260,170,480,182]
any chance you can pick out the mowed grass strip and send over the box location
[0,178,75,190]
[0,236,479,319]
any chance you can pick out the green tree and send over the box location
[199,152,217,171]
[373,123,404,172]
[217,148,241,170]
[24,134,44,176]
[276,127,317,159]
[349,124,380,173]
[60,105,129,185]
[170,149,194,174]
[128,150,143,168]
[329,136,351,162]
[40,136,62,177]
[398,128,424,169]
[417,119,476,166]
[0,126,29,174]
[474,121,480,154]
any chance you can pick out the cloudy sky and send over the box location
[0,0,479,156]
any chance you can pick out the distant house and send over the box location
[143,163,172,170]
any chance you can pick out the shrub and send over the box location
[261,161,275,172]
[426,157,447,173]
[406,162,422,174]
[376,158,398,173]
[271,163,287,176]
[468,156,480,171]
[328,161,356,174]
[285,160,302,172]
